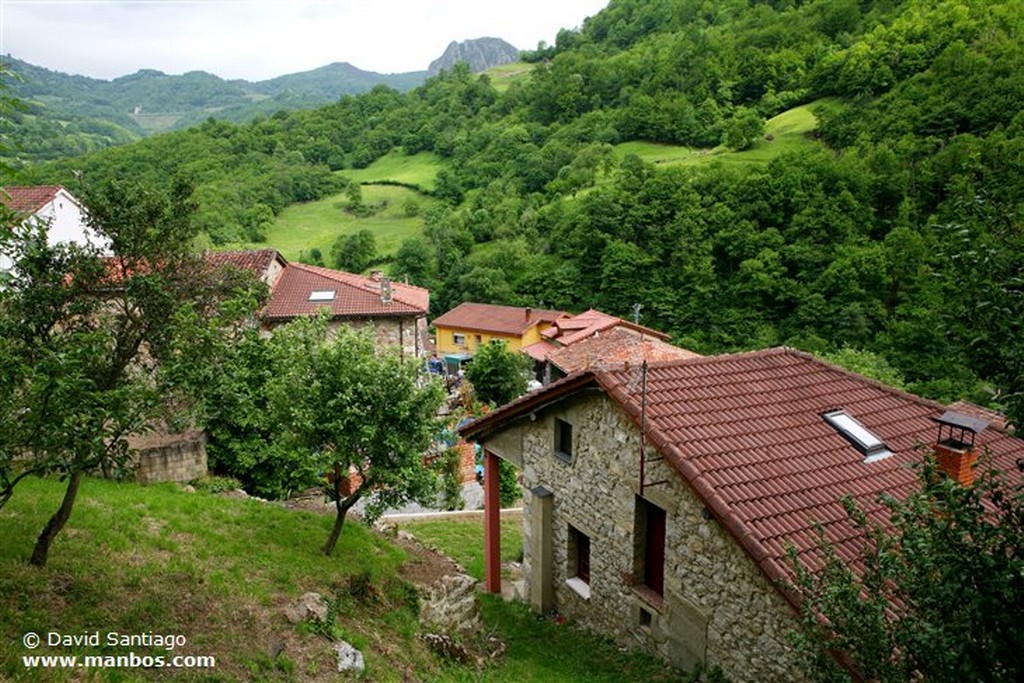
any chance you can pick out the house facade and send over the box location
[1,185,106,272]
[209,250,430,359]
[460,348,1024,680]
[432,302,566,356]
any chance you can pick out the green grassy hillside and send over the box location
[239,184,438,264]
[0,477,681,682]
[337,151,445,192]
[614,100,825,169]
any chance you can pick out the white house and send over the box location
[1,185,106,272]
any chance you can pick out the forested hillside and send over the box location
[15,0,1024,422]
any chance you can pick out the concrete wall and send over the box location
[489,393,800,681]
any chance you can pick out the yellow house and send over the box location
[432,302,567,356]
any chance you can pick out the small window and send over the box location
[308,289,335,302]
[568,525,591,584]
[554,418,573,463]
[823,409,892,463]
[475,334,482,344]
[453,333,466,346]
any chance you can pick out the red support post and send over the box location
[483,449,501,594]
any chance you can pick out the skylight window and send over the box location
[308,290,336,302]
[823,409,893,463]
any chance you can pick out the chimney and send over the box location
[930,411,989,486]
[380,276,393,304]
[525,307,532,321]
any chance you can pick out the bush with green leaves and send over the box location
[789,452,1024,682]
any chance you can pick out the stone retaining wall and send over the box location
[130,430,208,483]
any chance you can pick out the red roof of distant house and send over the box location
[541,308,671,346]
[206,249,282,278]
[263,263,429,322]
[432,302,567,336]
[1,185,65,214]
[547,327,700,374]
[521,340,559,362]
[461,347,1024,602]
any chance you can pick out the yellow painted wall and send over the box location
[435,325,529,355]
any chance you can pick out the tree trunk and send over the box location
[30,470,82,567]
[322,466,363,556]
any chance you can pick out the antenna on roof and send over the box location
[632,302,645,342]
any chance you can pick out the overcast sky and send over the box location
[1,0,608,81]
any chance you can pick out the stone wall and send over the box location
[130,430,207,483]
[494,393,800,681]
[328,315,425,360]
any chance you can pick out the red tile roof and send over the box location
[1,185,64,214]
[263,263,428,322]
[461,347,1024,603]
[206,249,282,277]
[432,302,567,336]
[521,340,559,362]
[547,327,700,374]
[541,308,671,345]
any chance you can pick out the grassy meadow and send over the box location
[337,151,444,192]
[482,62,536,93]
[615,100,825,169]
[1,477,681,682]
[244,184,437,264]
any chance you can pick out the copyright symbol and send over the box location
[23,632,40,649]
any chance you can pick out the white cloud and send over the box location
[1,0,608,81]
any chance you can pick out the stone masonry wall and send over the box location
[514,393,800,681]
[131,430,207,483]
[328,315,423,359]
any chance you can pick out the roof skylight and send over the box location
[308,290,336,302]
[823,409,893,463]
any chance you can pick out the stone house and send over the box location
[459,347,1024,681]
[210,249,430,359]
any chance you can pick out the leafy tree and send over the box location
[721,107,764,151]
[0,177,258,566]
[464,340,530,407]
[331,228,376,273]
[789,454,1024,682]
[394,236,436,288]
[266,316,444,555]
[201,328,319,499]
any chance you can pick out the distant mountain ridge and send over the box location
[428,37,520,76]
[3,37,519,162]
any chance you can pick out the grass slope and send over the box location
[337,151,444,193]
[483,62,536,93]
[241,184,438,265]
[615,99,827,169]
[1,477,680,682]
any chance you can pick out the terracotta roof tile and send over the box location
[461,347,1024,604]
[432,302,566,336]
[263,263,428,321]
[206,249,282,276]
[547,327,700,374]
[1,185,63,214]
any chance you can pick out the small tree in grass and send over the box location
[266,315,444,555]
[0,177,261,566]
[789,452,1024,682]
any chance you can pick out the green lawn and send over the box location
[231,183,437,264]
[397,515,523,581]
[614,99,827,170]
[483,62,536,93]
[1,476,682,682]
[338,151,445,192]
